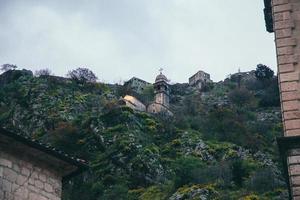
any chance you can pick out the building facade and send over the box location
[124,77,151,94]
[120,95,146,112]
[264,0,300,199]
[189,70,212,89]
[0,128,87,200]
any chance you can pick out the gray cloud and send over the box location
[0,0,276,83]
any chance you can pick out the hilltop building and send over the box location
[121,71,173,115]
[189,70,212,89]
[123,77,151,94]
[147,71,172,115]
[119,95,146,112]
[0,128,88,200]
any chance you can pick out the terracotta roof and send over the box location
[0,127,88,180]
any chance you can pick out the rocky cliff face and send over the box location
[0,70,287,200]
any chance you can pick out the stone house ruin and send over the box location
[123,77,151,94]
[263,0,300,199]
[189,70,212,90]
[0,128,88,200]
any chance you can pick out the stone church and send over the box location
[120,70,173,115]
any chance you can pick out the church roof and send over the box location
[155,73,168,83]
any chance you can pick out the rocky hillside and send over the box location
[0,68,287,200]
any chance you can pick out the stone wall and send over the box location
[272,0,300,199]
[0,150,62,200]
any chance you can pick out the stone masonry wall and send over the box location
[272,0,300,199]
[0,150,62,200]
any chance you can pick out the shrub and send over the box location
[255,64,274,81]
[67,67,98,84]
[35,68,53,76]
[1,64,17,72]
[228,87,255,107]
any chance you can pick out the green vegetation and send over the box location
[0,66,288,199]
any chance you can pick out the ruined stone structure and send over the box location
[124,77,151,94]
[0,128,87,200]
[264,0,300,199]
[189,70,212,89]
[147,71,172,115]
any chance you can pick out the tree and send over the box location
[228,87,255,107]
[255,64,274,81]
[35,68,53,76]
[67,67,98,84]
[1,64,17,72]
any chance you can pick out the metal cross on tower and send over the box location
[159,68,163,74]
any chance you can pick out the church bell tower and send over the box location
[154,69,170,108]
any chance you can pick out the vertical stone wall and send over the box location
[0,150,62,200]
[272,0,300,199]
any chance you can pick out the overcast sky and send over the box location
[0,0,276,83]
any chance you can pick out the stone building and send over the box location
[147,71,173,115]
[189,70,212,89]
[0,128,88,200]
[119,95,146,112]
[263,0,300,199]
[124,77,151,94]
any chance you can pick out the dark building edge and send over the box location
[276,136,300,200]
[264,0,274,33]
[0,127,89,182]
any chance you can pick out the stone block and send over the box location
[279,63,295,73]
[284,111,300,120]
[21,167,31,176]
[276,38,297,47]
[285,119,300,130]
[292,176,300,186]
[0,166,3,177]
[281,91,300,101]
[290,165,300,175]
[45,183,54,193]
[280,81,298,91]
[34,179,44,189]
[272,0,289,6]
[276,28,292,38]
[282,100,299,111]
[274,11,291,21]
[286,129,300,136]
[280,72,299,82]
[278,46,294,55]
[13,163,20,172]
[39,173,47,182]
[28,184,40,193]
[294,188,300,197]
[278,55,298,65]
[289,156,300,164]
[3,179,12,192]
[16,175,28,185]
[294,196,300,200]
[275,20,295,29]
[0,158,12,168]
[273,4,293,13]
[3,168,18,182]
